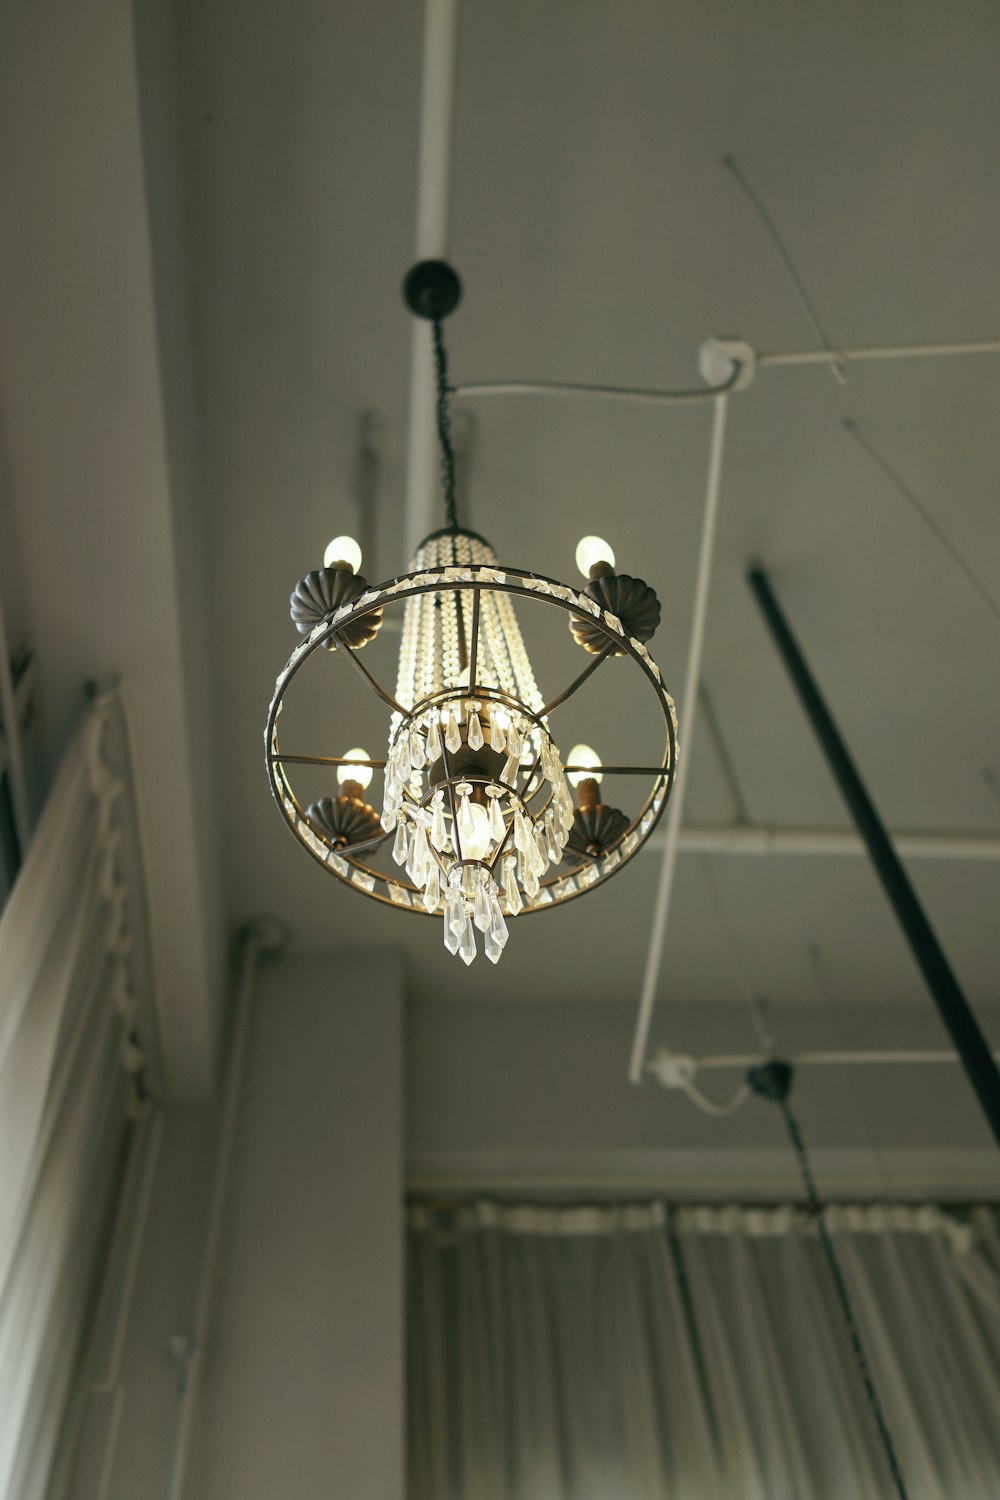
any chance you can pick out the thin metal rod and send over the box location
[540,643,615,717]
[629,395,730,1084]
[467,586,480,689]
[748,565,1000,1149]
[563,762,668,777]
[759,339,1000,368]
[453,362,743,408]
[334,633,410,718]
[404,0,460,559]
[271,753,387,769]
[488,753,542,873]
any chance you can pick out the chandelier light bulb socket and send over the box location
[337,748,374,791]
[323,535,363,573]
[575,535,616,579]
[566,744,603,787]
[575,777,601,810]
[403,260,463,321]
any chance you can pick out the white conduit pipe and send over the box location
[651,1048,1000,1075]
[164,923,270,1500]
[759,338,1000,369]
[403,0,460,561]
[629,395,730,1084]
[648,825,1000,861]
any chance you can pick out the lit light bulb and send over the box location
[575,535,615,578]
[337,747,373,791]
[461,801,493,860]
[566,744,602,787]
[323,535,363,572]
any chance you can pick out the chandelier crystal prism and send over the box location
[265,261,679,964]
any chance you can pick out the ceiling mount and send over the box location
[403,259,463,321]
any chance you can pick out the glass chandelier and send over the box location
[266,262,679,964]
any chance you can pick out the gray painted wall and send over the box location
[68,949,404,1500]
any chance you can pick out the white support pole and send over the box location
[628,395,730,1083]
[164,923,272,1500]
[403,0,460,562]
[650,1047,1000,1075]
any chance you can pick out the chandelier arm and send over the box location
[333,631,411,719]
[270,753,388,769]
[540,642,616,717]
[564,764,670,777]
[317,828,391,859]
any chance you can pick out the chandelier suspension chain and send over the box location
[432,316,459,530]
[778,1094,909,1500]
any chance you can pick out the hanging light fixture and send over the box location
[265,261,679,964]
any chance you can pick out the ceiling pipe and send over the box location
[748,565,1000,1151]
[403,0,460,562]
[646,825,1000,861]
[628,395,730,1084]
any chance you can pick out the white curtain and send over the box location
[408,1200,1000,1500]
[0,699,144,1500]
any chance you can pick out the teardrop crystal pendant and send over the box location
[456,789,476,853]
[443,883,463,955]
[490,714,507,754]
[392,817,409,866]
[473,877,492,933]
[444,711,462,755]
[484,888,508,964]
[467,707,484,751]
[458,914,477,966]
[426,713,442,763]
[430,793,449,852]
[423,860,441,913]
[487,790,506,842]
[502,855,523,916]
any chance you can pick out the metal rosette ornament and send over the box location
[265,527,679,965]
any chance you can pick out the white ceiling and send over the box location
[2,0,999,1130]
[182,0,1000,1014]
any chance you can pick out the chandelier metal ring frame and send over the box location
[266,563,678,919]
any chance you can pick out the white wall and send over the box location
[189,950,404,1500]
[68,947,405,1500]
[407,998,1000,1199]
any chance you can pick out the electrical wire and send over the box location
[843,417,1000,633]
[722,155,847,384]
[431,316,459,530]
[680,1077,751,1116]
[451,361,743,406]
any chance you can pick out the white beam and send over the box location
[403,0,460,563]
[649,824,1000,861]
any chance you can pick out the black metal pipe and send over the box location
[748,565,1000,1149]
